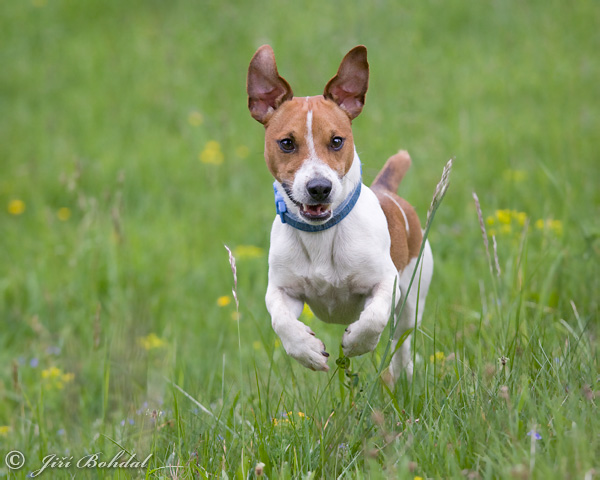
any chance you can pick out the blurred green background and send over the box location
[1,0,598,477]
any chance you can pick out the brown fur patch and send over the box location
[371,151,411,193]
[263,96,355,183]
[372,188,422,271]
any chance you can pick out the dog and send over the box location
[246,45,433,384]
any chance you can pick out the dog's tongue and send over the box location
[304,204,327,215]
[301,203,331,220]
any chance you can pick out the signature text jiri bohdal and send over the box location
[30,451,152,477]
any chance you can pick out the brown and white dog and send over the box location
[247,45,433,384]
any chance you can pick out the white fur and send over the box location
[305,110,317,161]
[266,151,433,379]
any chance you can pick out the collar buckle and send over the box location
[273,184,289,224]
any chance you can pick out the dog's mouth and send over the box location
[300,203,332,221]
[281,183,333,222]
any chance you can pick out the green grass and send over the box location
[1,0,598,478]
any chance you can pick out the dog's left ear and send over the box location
[324,46,369,120]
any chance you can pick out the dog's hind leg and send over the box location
[388,239,433,384]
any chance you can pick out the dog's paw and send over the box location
[281,324,330,372]
[341,321,382,357]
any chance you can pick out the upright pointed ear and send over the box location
[324,46,369,120]
[247,45,293,124]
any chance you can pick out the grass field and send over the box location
[1,0,599,478]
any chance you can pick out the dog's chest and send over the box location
[302,287,368,326]
[271,226,385,325]
[297,251,371,324]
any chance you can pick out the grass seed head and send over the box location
[472,192,492,273]
[427,158,453,226]
[224,244,239,310]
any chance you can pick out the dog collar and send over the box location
[273,176,362,233]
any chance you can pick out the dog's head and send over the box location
[247,45,369,223]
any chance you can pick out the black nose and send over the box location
[306,178,332,202]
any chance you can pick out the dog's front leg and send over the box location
[341,275,398,357]
[266,284,330,372]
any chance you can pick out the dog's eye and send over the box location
[278,138,296,153]
[330,136,344,151]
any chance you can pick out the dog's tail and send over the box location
[371,150,411,193]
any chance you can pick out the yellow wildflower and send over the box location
[42,366,62,379]
[8,199,26,215]
[535,219,545,230]
[42,367,75,390]
[138,333,166,350]
[231,311,241,321]
[217,295,232,307]
[57,207,71,221]
[548,219,563,236]
[274,339,281,349]
[234,245,264,259]
[273,412,308,426]
[235,145,250,159]
[188,111,204,127]
[489,209,528,234]
[495,209,512,225]
[200,140,224,165]
[429,351,445,363]
[284,411,309,421]
[515,211,527,226]
[414,477,424,480]
[0,426,12,436]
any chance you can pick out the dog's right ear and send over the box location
[247,45,293,125]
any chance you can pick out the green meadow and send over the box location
[1,0,598,478]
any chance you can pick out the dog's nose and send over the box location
[306,178,332,202]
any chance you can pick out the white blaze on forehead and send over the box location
[305,110,317,161]
[291,108,344,208]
